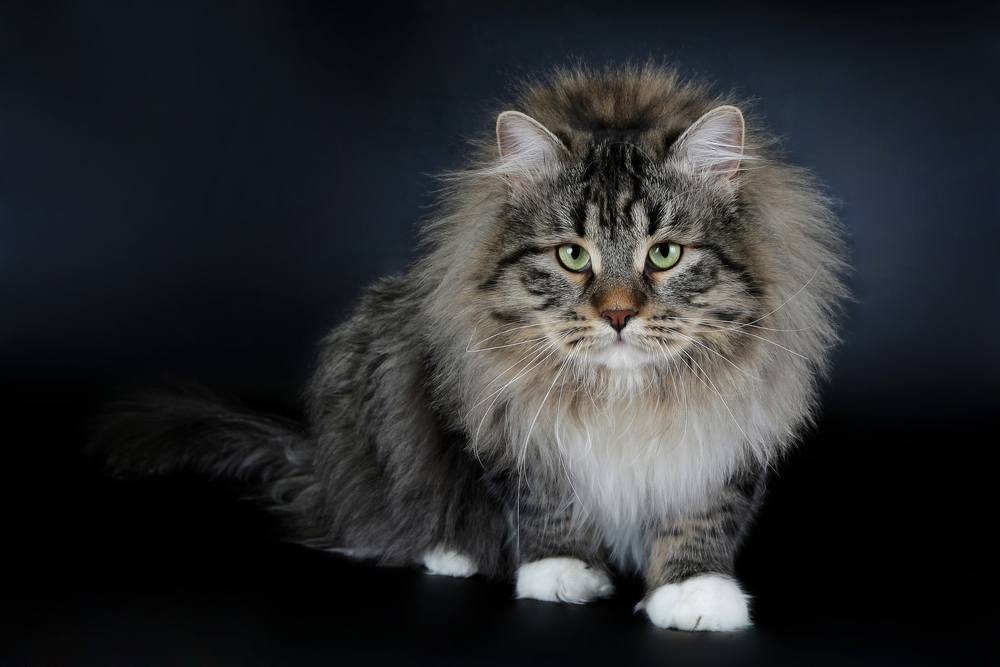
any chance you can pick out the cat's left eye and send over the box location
[557,244,592,272]
[647,242,682,271]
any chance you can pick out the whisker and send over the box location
[468,339,556,449]
[656,314,812,333]
[466,335,551,353]
[656,328,761,383]
[472,336,552,400]
[470,332,573,449]
[653,316,810,361]
[697,324,810,361]
[471,339,561,417]
[467,317,568,349]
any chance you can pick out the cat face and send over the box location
[480,108,766,372]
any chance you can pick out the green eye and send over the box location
[647,242,682,271]
[557,244,591,272]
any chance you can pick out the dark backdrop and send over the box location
[2,1,998,665]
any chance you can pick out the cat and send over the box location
[94,63,847,631]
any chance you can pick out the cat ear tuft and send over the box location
[495,111,566,183]
[675,105,746,181]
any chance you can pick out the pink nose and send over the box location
[601,308,637,333]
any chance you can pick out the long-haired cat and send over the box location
[94,63,847,631]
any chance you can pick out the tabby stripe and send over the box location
[479,245,547,290]
[698,243,765,298]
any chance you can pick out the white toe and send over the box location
[421,546,478,578]
[515,557,614,604]
[643,574,751,631]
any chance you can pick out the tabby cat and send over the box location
[96,63,846,631]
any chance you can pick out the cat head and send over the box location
[472,102,766,374]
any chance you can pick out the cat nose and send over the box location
[601,308,637,333]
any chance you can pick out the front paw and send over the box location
[421,546,478,578]
[641,574,751,631]
[515,557,614,604]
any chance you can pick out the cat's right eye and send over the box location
[647,242,683,271]
[556,244,592,272]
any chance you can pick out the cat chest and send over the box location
[546,410,734,568]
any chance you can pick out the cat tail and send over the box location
[89,386,319,538]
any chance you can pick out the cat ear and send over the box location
[674,105,746,181]
[495,111,567,185]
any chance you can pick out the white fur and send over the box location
[586,340,655,369]
[548,384,757,571]
[515,557,614,603]
[421,546,478,578]
[641,575,751,631]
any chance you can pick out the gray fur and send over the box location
[94,63,847,612]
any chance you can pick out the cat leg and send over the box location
[512,502,612,604]
[417,470,507,578]
[640,468,765,631]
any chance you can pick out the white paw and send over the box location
[515,557,614,604]
[642,574,751,631]
[421,546,478,578]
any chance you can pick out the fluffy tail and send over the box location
[89,387,318,537]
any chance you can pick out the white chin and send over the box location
[589,342,651,369]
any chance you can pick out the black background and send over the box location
[2,1,998,664]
